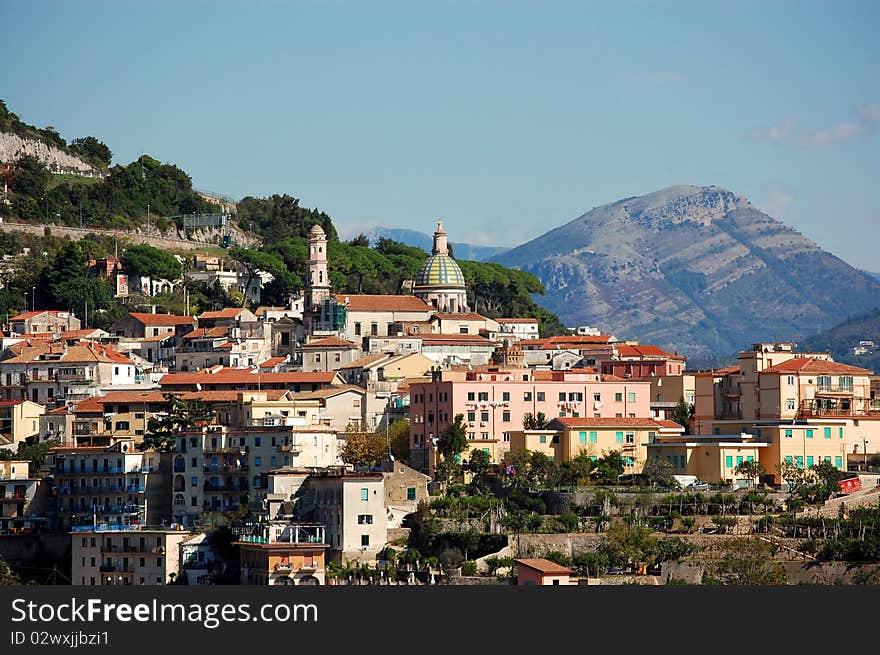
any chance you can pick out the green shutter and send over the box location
[589,431,597,444]
[785,456,793,464]
[806,430,813,439]
[736,456,743,467]
[784,429,793,438]
[796,456,804,468]
[824,427,831,439]
[615,431,623,444]
[834,456,842,468]
[579,431,587,444]
[725,455,733,469]
[839,427,844,439]
[806,456,814,468]
[746,455,754,462]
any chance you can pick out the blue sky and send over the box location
[2,0,878,269]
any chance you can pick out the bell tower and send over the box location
[306,224,330,330]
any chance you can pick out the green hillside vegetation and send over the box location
[799,307,880,372]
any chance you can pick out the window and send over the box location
[615,393,623,402]
[823,427,831,439]
[481,432,489,440]
[725,455,733,469]
[115,421,130,431]
[796,456,804,468]
[191,477,197,487]
[627,392,636,402]
[523,392,532,401]
[593,393,601,402]
[360,488,369,501]
[468,392,475,401]
[358,514,373,525]
[786,399,796,411]
[254,437,261,447]
[478,392,489,401]
[467,412,475,422]
[536,392,545,402]
[558,392,566,402]
[806,429,813,439]
[502,392,510,402]
[361,534,370,547]
[785,456,793,465]
[806,456,814,468]
[615,431,623,444]
[625,432,635,444]
[736,455,743,467]
[406,487,416,501]
[254,456,262,466]
[579,431,587,444]
[354,322,361,336]
[839,427,844,439]
[589,431,597,444]
[835,456,843,468]
[839,376,853,391]
[467,432,475,440]
[370,324,378,336]
[784,429,793,438]
[817,375,832,390]
[481,412,489,422]
[502,411,510,422]
[270,456,277,467]
[787,376,795,385]
[539,435,547,444]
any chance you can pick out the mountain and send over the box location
[798,307,880,372]
[493,185,880,358]
[864,271,880,282]
[361,226,509,261]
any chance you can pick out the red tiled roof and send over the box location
[301,337,358,349]
[159,368,340,387]
[127,312,194,326]
[515,558,573,575]
[332,294,431,312]
[61,329,105,340]
[656,420,687,430]
[8,310,67,322]
[417,334,493,345]
[762,358,872,375]
[198,308,248,320]
[183,326,230,340]
[615,344,686,360]
[258,357,287,369]
[1,341,134,365]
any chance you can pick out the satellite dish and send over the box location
[195,383,202,391]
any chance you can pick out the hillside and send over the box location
[362,226,509,261]
[494,185,880,358]
[798,307,880,372]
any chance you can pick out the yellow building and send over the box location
[0,400,45,449]
[237,522,327,585]
[647,432,768,486]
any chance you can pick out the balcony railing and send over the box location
[203,463,249,473]
[815,385,855,394]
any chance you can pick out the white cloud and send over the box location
[857,103,880,123]
[749,119,797,144]
[806,121,861,145]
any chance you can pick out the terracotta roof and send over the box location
[61,329,106,340]
[183,326,230,340]
[73,389,291,412]
[332,294,431,312]
[762,358,872,375]
[138,333,176,342]
[1,341,134,365]
[258,357,288,369]
[301,336,358,349]
[656,420,687,430]
[615,344,686,360]
[47,406,71,415]
[515,558,573,575]
[254,306,285,316]
[497,317,539,324]
[417,334,493,345]
[198,308,248,320]
[548,417,675,429]
[159,368,340,387]
[339,353,391,369]
[433,313,491,322]
[126,312,194,326]
[290,385,366,400]
[8,310,68,322]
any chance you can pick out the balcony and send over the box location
[798,399,880,418]
[0,495,27,503]
[277,444,302,454]
[203,447,245,455]
[203,463,249,473]
[815,385,855,395]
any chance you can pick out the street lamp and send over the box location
[31,286,35,312]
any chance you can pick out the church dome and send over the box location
[414,253,466,289]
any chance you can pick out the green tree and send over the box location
[340,430,388,469]
[228,247,294,308]
[592,451,626,485]
[387,419,411,463]
[467,449,491,487]
[670,397,693,434]
[436,414,469,484]
[141,394,214,452]
[69,136,112,167]
[643,457,674,487]
[734,459,765,486]
[121,244,183,281]
[0,439,59,470]
[522,412,547,429]
[701,538,788,585]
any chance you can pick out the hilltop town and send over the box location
[0,219,879,587]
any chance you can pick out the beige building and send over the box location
[334,294,434,347]
[172,424,341,526]
[290,386,368,431]
[649,373,696,421]
[7,310,81,338]
[299,336,360,372]
[646,432,769,487]
[510,417,685,473]
[0,400,45,449]
[0,460,41,532]
[515,558,574,586]
[71,528,188,586]
[48,439,167,530]
[109,312,194,342]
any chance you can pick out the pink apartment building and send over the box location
[408,367,651,471]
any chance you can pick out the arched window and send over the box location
[173,475,185,492]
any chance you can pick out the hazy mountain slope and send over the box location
[362,226,509,261]
[494,185,880,358]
